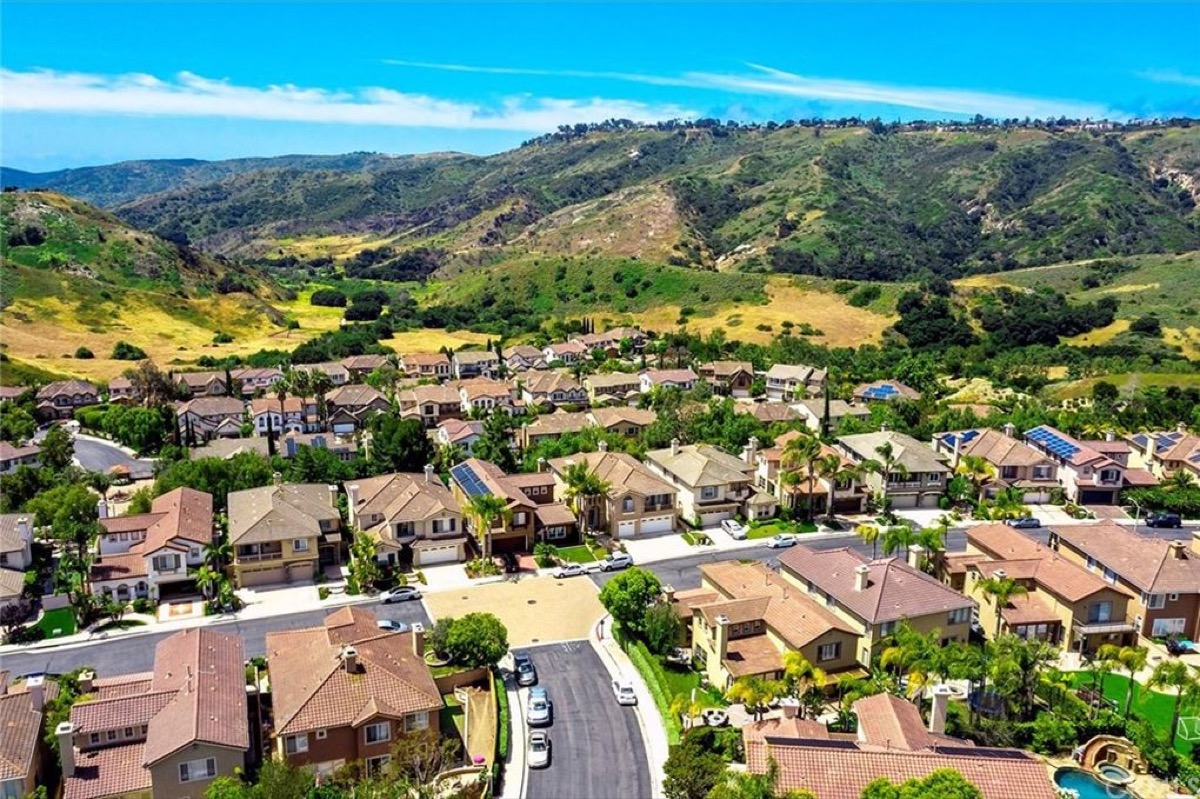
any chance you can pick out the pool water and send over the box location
[1054,767,1134,799]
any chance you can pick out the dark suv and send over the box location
[1146,512,1183,529]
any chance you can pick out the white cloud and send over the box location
[1138,69,1200,88]
[385,59,1115,120]
[0,68,696,130]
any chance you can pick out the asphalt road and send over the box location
[1,599,430,678]
[523,641,652,799]
[73,435,156,479]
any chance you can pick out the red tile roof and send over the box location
[63,742,153,799]
[1050,522,1200,594]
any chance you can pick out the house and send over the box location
[346,469,466,567]
[0,441,41,474]
[230,367,284,397]
[282,432,359,463]
[175,371,227,398]
[1023,425,1157,505]
[948,524,1137,653]
[764,364,825,401]
[645,440,776,526]
[542,341,588,366]
[932,424,1059,503]
[0,514,34,613]
[572,326,645,355]
[250,396,320,436]
[91,488,214,603]
[1048,523,1200,642]
[778,544,973,666]
[177,396,245,442]
[342,354,391,380]
[735,402,801,425]
[791,398,870,433]
[401,352,452,380]
[448,459,540,554]
[0,673,50,799]
[676,560,859,691]
[547,445,677,538]
[398,384,465,428]
[266,607,441,778]
[0,387,28,404]
[519,371,588,410]
[837,431,951,509]
[1126,424,1200,481]
[35,380,99,419]
[584,373,641,405]
[294,361,351,387]
[698,361,755,397]
[228,477,341,587]
[452,350,499,380]
[587,406,657,438]
[58,629,248,799]
[754,432,867,516]
[459,378,517,415]
[326,384,390,434]
[107,377,137,404]
[434,419,485,455]
[502,345,547,372]
[853,379,922,403]
[519,411,590,449]
[741,692,1057,799]
[639,368,698,393]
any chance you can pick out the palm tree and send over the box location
[668,692,706,733]
[466,493,511,559]
[274,379,289,432]
[1096,643,1124,701]
[560,462,611,534]
[911,524,948,572]
[990,486,1029,521]
[1165,469,1196,491]
[881,524,917,559]
[957,454,996,504]
[782,651,828,717]
[726,676,784,721]
[195,564,221,600]
[814,453,856,523]
[1116,645,1149,719]
[1147,660,1200,744]
[781,434,823,521]
[867,441,908,520]
[855,524,881,559]
[973,574,1028,639]
[308,371,334,430]
[203,539,231,570]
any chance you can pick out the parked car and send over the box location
[721,519,748,539]
[376,619,411,633]
[600,552,634,571]
[611,679,638,706]
[765,533,798,549]
[528,731,551,769]
[553,564,589,579]
[1146,512,1183,529]
[513,651,538,686]
[379,586,422,604]
[527,687,552,726]
[1166,637,1196,656]
[1005,517,1042,529]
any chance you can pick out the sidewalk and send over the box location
[499,659,528,799]
[590,615,668,798]
[621,524,856,565]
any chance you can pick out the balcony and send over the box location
[236,547,283,563]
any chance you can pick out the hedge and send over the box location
[628,639,680,744]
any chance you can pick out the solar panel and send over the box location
[450,463,491,498]
[961,430,980,444]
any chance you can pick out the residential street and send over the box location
[34,429,157,479]
[523,641,652,799]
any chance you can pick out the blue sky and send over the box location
[3,2,1198,170]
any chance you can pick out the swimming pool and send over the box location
[1054,767,1134,799]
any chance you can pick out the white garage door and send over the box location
[617,520,637,538]
[890,493,918,509]
[640,515,675,534]
[418,544,459,565]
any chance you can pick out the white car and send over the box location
[376,619,410,633]
[611,679,638,706]
[527,687,552,727]
[600,552,634,571]
[528,731,551,769]
[379,586,422,603]
[765,533,798,549]
[553,564,589,579]
[721,519,747,539]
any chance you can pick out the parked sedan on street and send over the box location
[611,679,638,706]
[1005,517,1042,529]
[1146,512,1183,529]
[553,563,591,579]
[528,731,551,769]
[527,686,553,726]
[513,650,538,687]
[379,586,422,603]
[721,519,747,539]
[765,533,798,549]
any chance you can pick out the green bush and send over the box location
[74,346,94,359]
[212,331,234,344]
[628,639,680,744]
[111,341,147,360]
[310,288,347,307]
[848,284,882,307]
[317,587,330,601]
[494,667,511,760]
[1029,712,1077,755]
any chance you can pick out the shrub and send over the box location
[310,288,348,307]
[427,617,454,659]
[1029,712,1077,755]
[131,598,156,615]
[212,331,234,344]
[74,346,94,359]
[1130,315,1162,336]
[848,284,882,307]
[111,341,147,360]
[443,613,508,668]
[345,299,383,322]
[533,542,558,568]
[317,586,330,601]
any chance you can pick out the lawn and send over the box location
[681,530,712,546]
[1069,671,1195,755]
[747,520,819,539]
[626,638,726,745]
[441,695,466,740]
[557,543,604,563]
[35,607,77,638]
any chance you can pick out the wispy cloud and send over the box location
[1138,69,1200,88]
[0,68,696,130]
[386,59,1115,120]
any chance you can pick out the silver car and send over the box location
[375,619,410,633]
[765,533,798,549]
[528,731,551,769]
[527,687,552,727]
[611,679,638,706]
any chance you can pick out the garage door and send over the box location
[418,544,459,565]
[617,520,637,538]
[640,515,675,534]
[287,562,315,582]
[918,493,942,509]
[890,493,918,509]
[239,566,286,587]
[1023,490,1052,504]
[1080,490,1115,505]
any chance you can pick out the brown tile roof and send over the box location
[697,597,772,627]
[89,551,148,582]
[737,402,801,424]
[403,352,450,367]
[535,503,577,527]
[459,378,511,400]
[249,395,314,415]
[228,482,340,545]
[854,693,936,750]
[267,607,441,735]
[0,441,40,461]
[723,635,784,677]
[1050,522,1200,594]
[454,350,498,365]
[588,407,657,429]
[438,418,484,443]
[178,396,244,417]
[765,364,824,383]
[944,428,1049,468]
[522,371,583,396]
[646,443,752,488]
[348,472,460,527]
[343,354,389,371]
[0,690,41,783]
[37,380,99,400]
[327,383,389,408]
[70,691,174,736]
[642,368,698,385]
[403,383,462,405]
[524,411,589,437]
[1000,592,1063,626]
[585,373,641,391]
[92,674,155,700]
[742,716,831,742]
[838,431,950,474]
[0,514,30,555]
[547,451,675,498]
[669,588,721,619]
[105,487,213,552]
[779,546,972,624]
[701,361,754,379]
[63,742,153,799]
[969,524,1132,602]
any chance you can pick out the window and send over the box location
[404,712,429,731]
[1148,594,1166,610]
[817,642,841,663]
[1169,593,1179,602]
[1033,465,1053,480]
[926,473,942,485]
[366,755,392,776]
[124,726,134,738]
[700,486,718,500]
[89,732,100,745]
[397,522,415,537]
[315,729,327,740]
[179,757,217,783]
[1102,567,1117,585]
[1099,469,1120,483]
[292,538,309,553]
[1152,617,1187,637]
[948,607,972,625]
[365,721,390,744]
[107,730,117,741]
[622,497,635,513]
[1086,556,1096,571]
[879,621,897,636]
[1000,466,1018,480]
[1088,602,1113,624]
[545,526,567,540]
[285,733,308,754]
[152,554,181,572]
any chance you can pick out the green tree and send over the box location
[662,738,725,799]
[560,461,611,533]
[780,433,823,521]
[956,454,995,504]
[465,492,511,559]
[40,425,75,472]
[599,567,663,638]
[443,612,508,668]
[348,532,382,593]
[863,441,908,521]
[855,523,881,559]
[1147,660,1200,744]
[0,402,36,443]
[473,410,518,473]
[726,676,784,720]
[644,601,684,656]
[972,574,1028,638]
[368,415,435,475]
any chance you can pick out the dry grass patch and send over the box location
[423,576,604,646]
[380,328,492,354]
[1164,326,1200,359]
[1063,319,1131,348]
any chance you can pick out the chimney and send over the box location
[744,436,759,465]
[78,670,95,694]
[341,646,358,674]
[348,484,360,508]
[1003,423,1016,439]
[273,471,282,487]
[879,423,889,433]
[16,517,31,545]
[25,675,45,711]
[328,484,338,507]
[663,584,675,604]
[1105,430,1116,443]
[285,437,297,458]
[598,439,609,453]
[95,498,108,520]
[424,464,435,483]
[994,568,1007,582]
[1178,422,1188,434]
[670,438,680,457]
[411,622,425,659]
[1169,541,1187,560]
[57,722,76,777]
[928,684,954,734]
[854,564,870,592]
[780,698,801,719]
[537,457,547,473]
[713,614,731,657]
[907,543,926,570]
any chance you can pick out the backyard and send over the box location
[1069,671,1196,755]
[626,638,725,744]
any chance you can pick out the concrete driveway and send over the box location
[422,575,604,646]
[523,641,652,799]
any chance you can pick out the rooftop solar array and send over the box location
[1155,431,1185,453]
[450,462,491,498]
[1026,426,1081,460]
[862,383,900,400]
[941,429,981,448]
